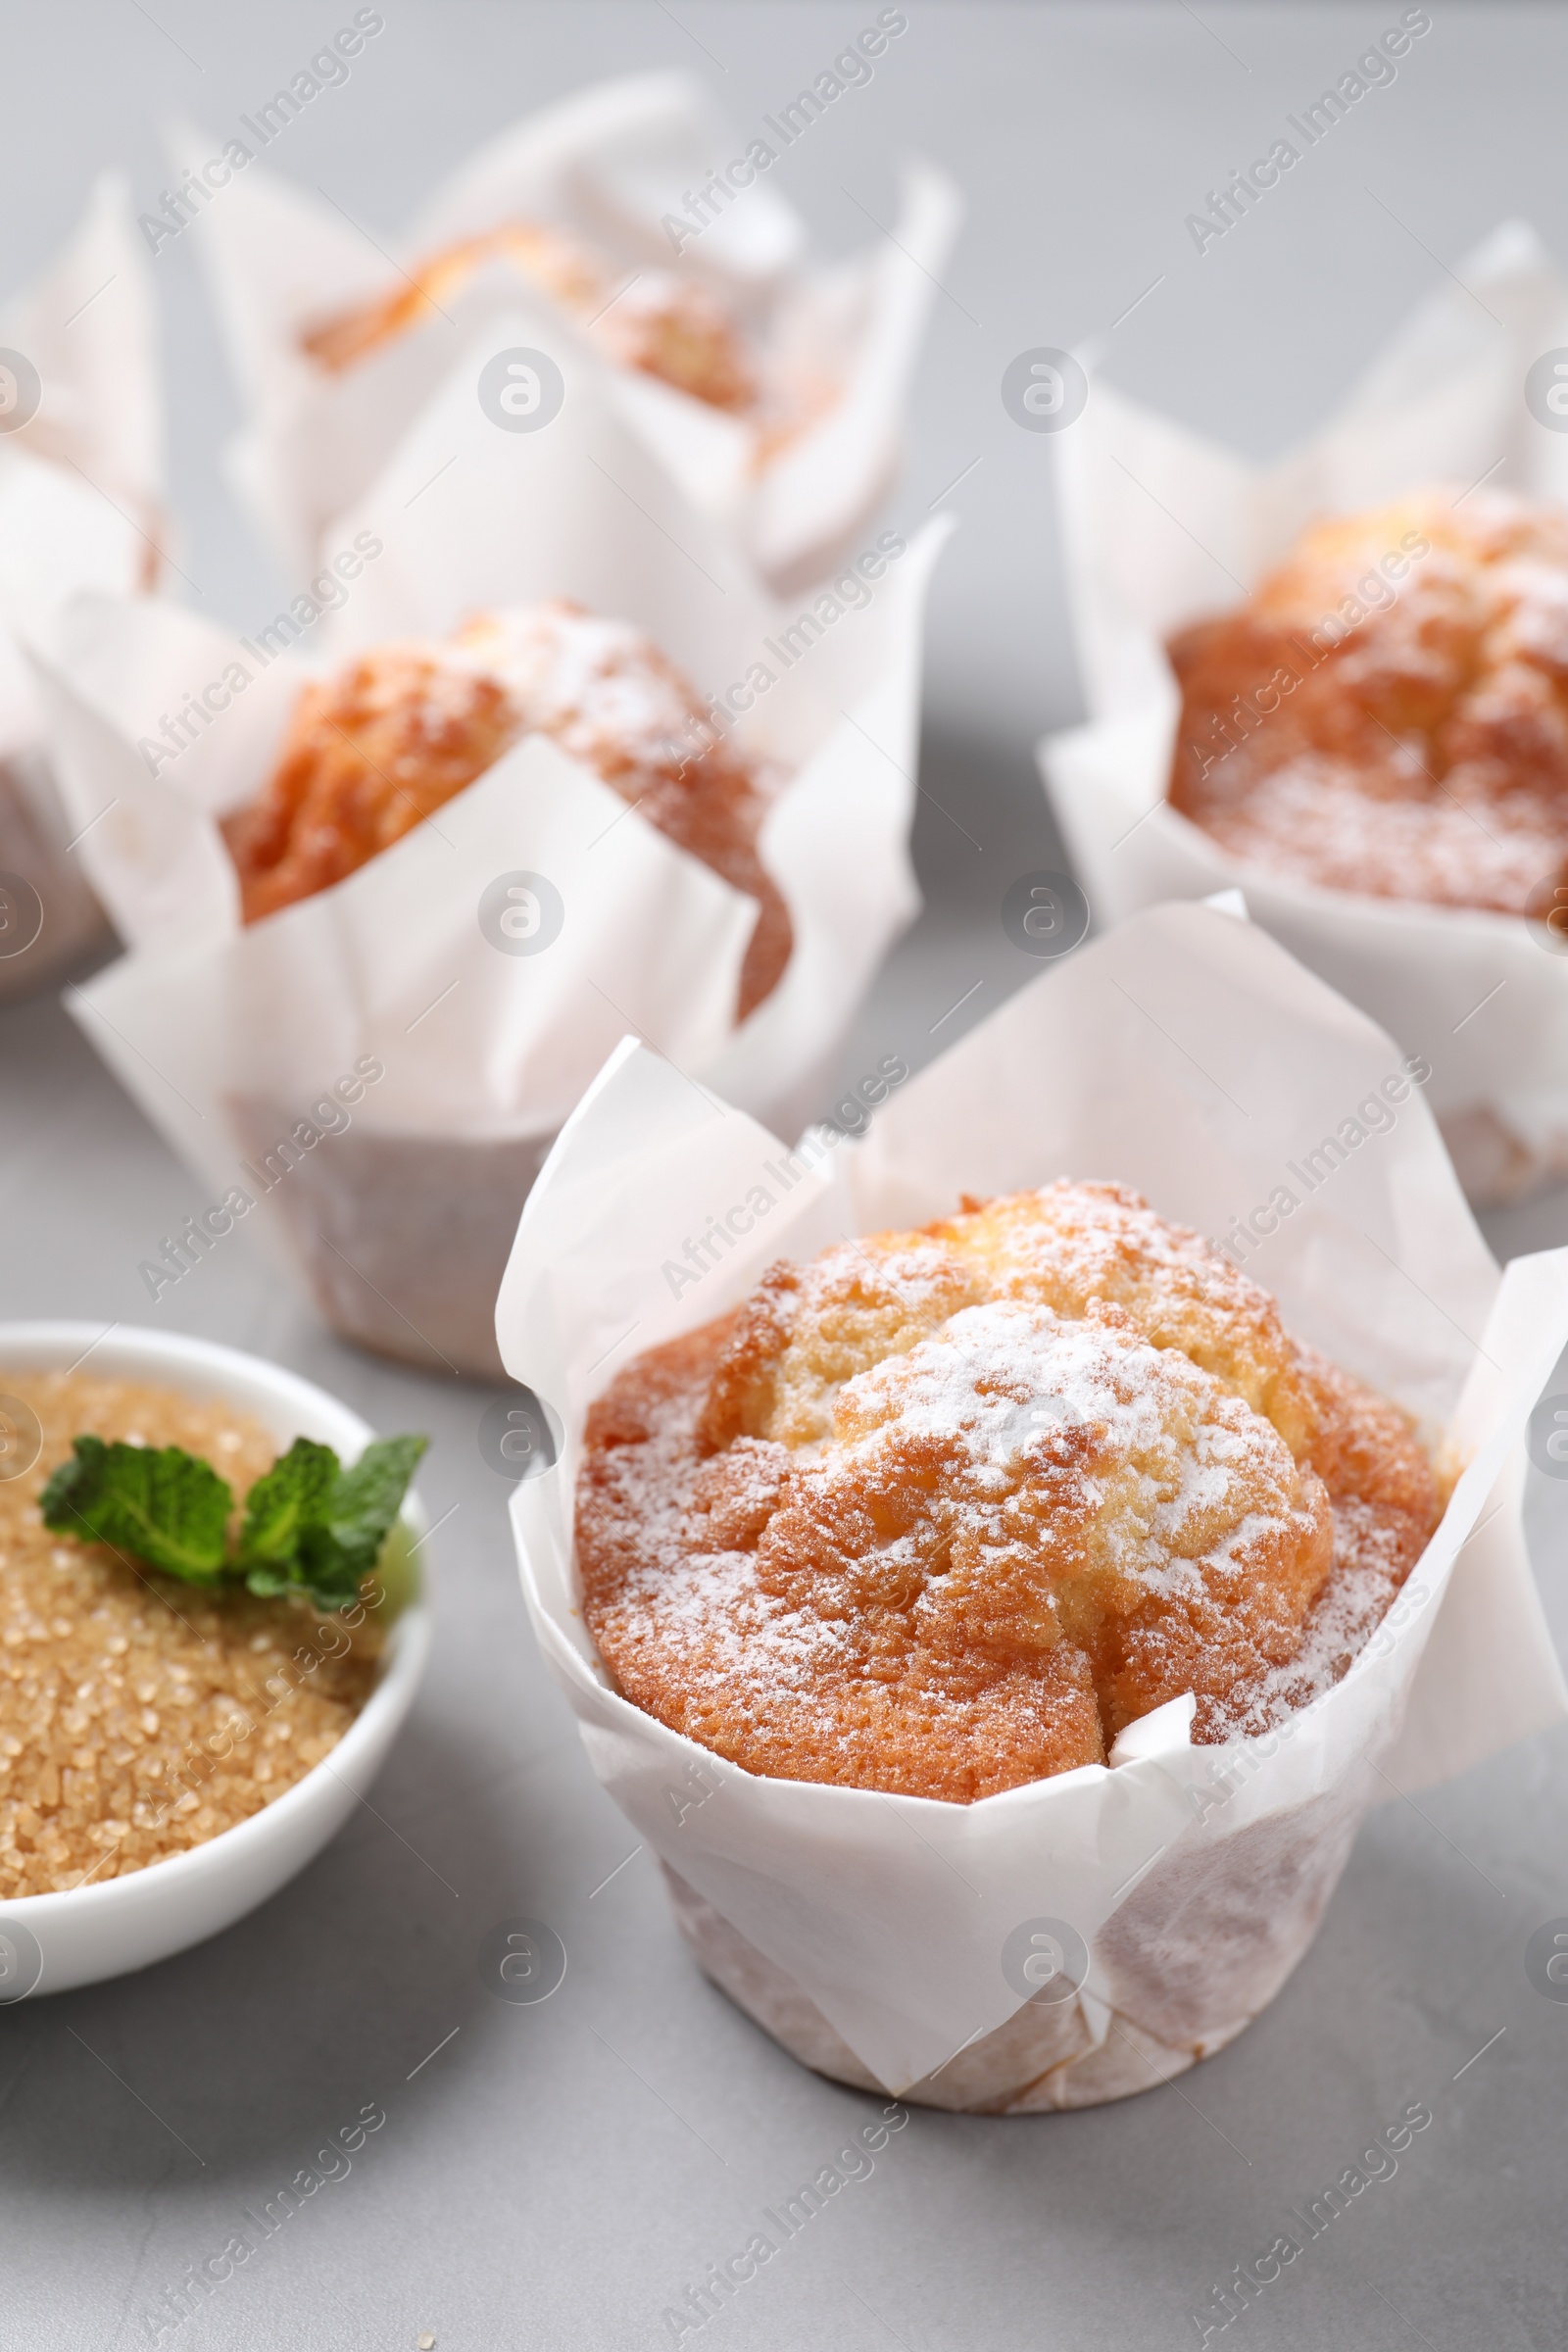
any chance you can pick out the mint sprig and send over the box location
[38,1436,232,1584]
[239,1434,427,1610]
[41,1432,427,1613]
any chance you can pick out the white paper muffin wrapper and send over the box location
[1041,220,1568,1206]
[0,177,162,998]
[498,900,1568,2103]
[27,344,940,1372]
[176,70,959,591]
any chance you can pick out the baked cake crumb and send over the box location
[220,600,792,1021]
[302,218,759,415]
[1168,488,1568,911]
[577,1183,1440,1803]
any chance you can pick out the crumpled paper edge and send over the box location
[497,904,1568,2092]
[174,73,959,586]
[1040,218,1568,1201]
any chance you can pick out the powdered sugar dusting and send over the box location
[452,604,705,777]
[578,1184,1440,1801]
[1211,1498,1414,1739]
[1171,486,1568,913]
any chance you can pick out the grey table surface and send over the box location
[5,4,1568,2347]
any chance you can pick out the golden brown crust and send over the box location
[221,601,792,1020]
[222,648,517,918]
[301,219,758,414]
[1168,488,1568,911]
[577,1182,1441,1802]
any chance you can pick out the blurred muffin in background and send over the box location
[1168,489,1568,913]
[221,599,792,1021]
[302,218,759,415]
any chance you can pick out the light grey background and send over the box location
[3,6,1568,2348]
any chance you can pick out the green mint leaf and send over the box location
[261,1551,361,1614]
[238,1559,299,1601]
[237,1433,427,1613]
[238,1437,339,1571]
[322,1436,428,1577]
[41,1428,428,1615]
[39,1436,232,1585]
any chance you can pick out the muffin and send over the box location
[578,1180,1441,1803]
[220,599,792,1021]
[1167,488,1568,911]
[301,218,759,415]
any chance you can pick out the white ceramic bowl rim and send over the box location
[0,1321,430,1932]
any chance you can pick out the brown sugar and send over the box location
[577,1183,1441,1804]
[1167,488,1568,911]
[0,1372,380,1897]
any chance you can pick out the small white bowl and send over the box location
[0,1322,432,1996]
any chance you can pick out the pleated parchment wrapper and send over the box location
[498,899,1568,2112]
[0,175,162,1002]
[31,336,942,1379]
[1042,219,1568,1209]
[176,69,958,592]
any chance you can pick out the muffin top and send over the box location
[221,599,791,1020]
[301,217,758,414]
[577,1182,1440,1803]
[1168,487,1568,912]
